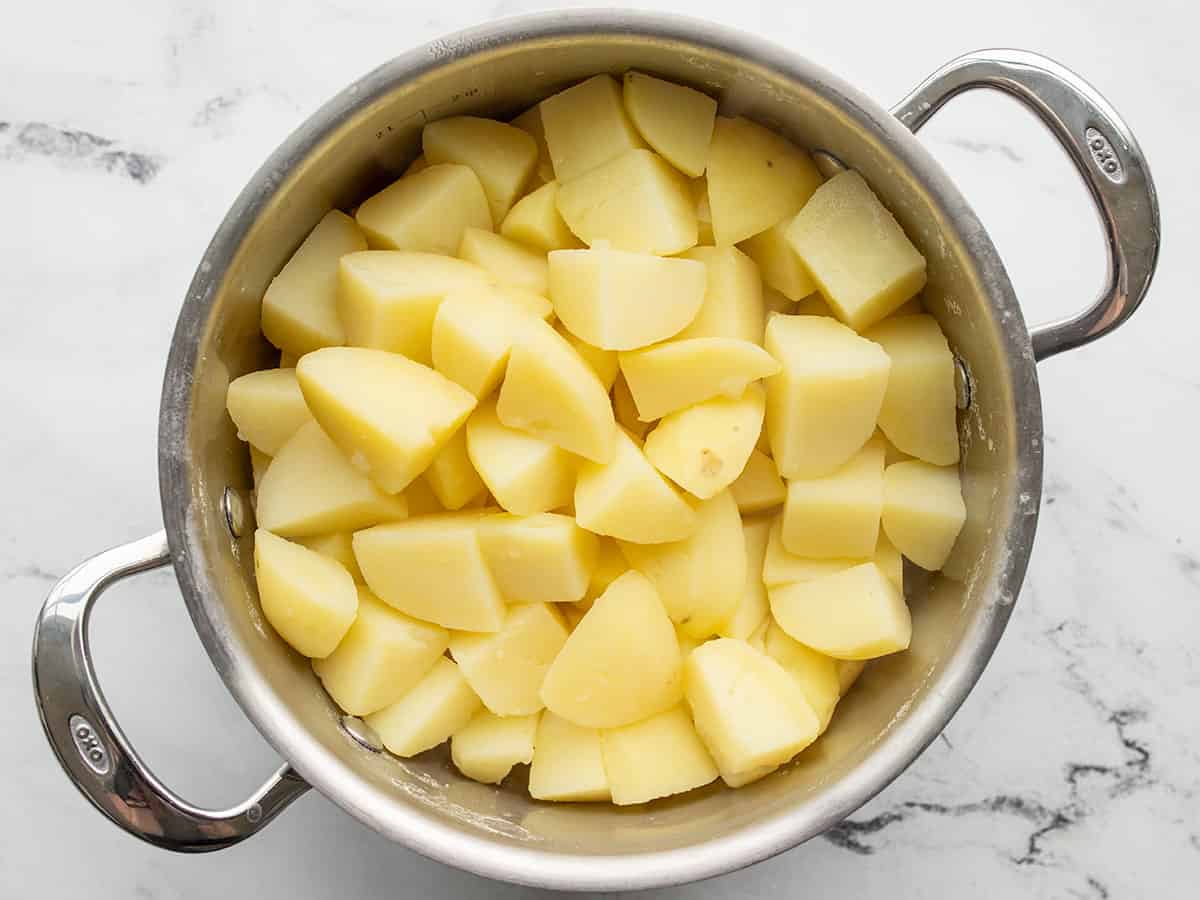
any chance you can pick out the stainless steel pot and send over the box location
[32,11,1159,891]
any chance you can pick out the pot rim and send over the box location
[158,9,1042,890]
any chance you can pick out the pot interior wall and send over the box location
[170,26,1032,859]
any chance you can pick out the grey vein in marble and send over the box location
[0,121,162,182]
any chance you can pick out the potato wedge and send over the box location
[458,227,548,296]
[355,164,491,254]
[540,74,645,182]
[465,399,575,515]
[781,437,884,559]
[451,710,539,784]
[622,72,717,178]
[529,712,610,802]
[601,705,719,805]
[226,368,312,455]
[500,180,581,252]
[423,116,537,222]
[675,246,764,344]
[882,460,966,570]
[366,657,482,757]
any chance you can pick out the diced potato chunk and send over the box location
[549,244,705,350]
[458,227,547,296]
[540,74,645,182]
[494,286,553,319]
[763,622,840,730]
[706,117,824,246]
[465,399,575,515]
[226,368,312,455]
[352,511,506,632]
[620,338,780,421]
[424,427,486,510]
[500,181,581,251]
[584,538,627,603]
[337,251,492,365]
[675,246,764,343]
[297,347,476,493]
[477,513,599,604]
[510,104,555,185]
[365,657,482,757]
[764,314,891,479]
[249,445,271,487]
[575,427,697,544]
[540,571,682,728]
[261,210,365,355]
[529,712,609,801]
[863,314,959,465]
[729,449,786,514]
[769,562,911,659]
[684,638,820,786]
[601,705,719,805]
[256,421,409,537]
[875,530,904,593]
[622,72,717,178]
[740,220,816,303]
[643,384,765,500]
[355,164,492,254]
[556,149,697,255]
[496,317,616,463]
[295,532,363,582]
[557,325,619,390]
[312,588,449,716]
[718,516,771,640]
[403,475,444,516]
[761,516,856,588]
[253,529,358,658]
[786,171,927,330]
[423,116,537,222]
[781,437,884,559]
[619,490,745,638]
[612,372,650,440]
[882,460,966,570]
[451,710,539,784]
[837,660,867,694]
[430,285,540,399]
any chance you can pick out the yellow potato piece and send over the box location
[540,571,682,728]
[297,347,476,494]
[424,427,486,511]
[355,163,492,254]
[611,372,651,440]
[477,513,599,604]
[583,537,628,604]
[255,421,409,538]
[493,285,554,320]
[556,149,697,255]
[451,710,539,784]
[794,293,835,317]
[465,399,575,515]
[557,324,619,391]
[875,530,904,593]
[684,638,820,787]
[458,227,547,296]
[863,314,959,465]
[549,244,705,350]
[706,116,824,246]
[764,287,798,316]
[837,660,867,695]
[261,210,365,355]
[312,588,449,716]
[365,657,482,757]
[431,285,542,399]
[729,449,786,515]
[691,177,715,245]
[249,445,271,488]
[643,383,765,500]
[675,246,764,343]
[622,72,717,178]
[764,314,891,479]
[718,516,771,640]
[450,602,569,716]
[601,705,719,805]
[762,515,899,590]
[620,337,781,422]
[739,219,816,303]
[769,562,911,660]
[226,368,313,455]
[763,622,841,731]
[423,116,537,222]
[352,511,506,632]
[786,170,927,331]
[295,531,363,583]
[529,711,610,802]
[540,74,645,183]
[619,490,745,639]
[500,181,581,252]
[510,104,555,185]
[781,437,884,559]
[337,250,492,365]
[882,460,966,570]
[253,529,358,658]
[575,427,697,544]
[403,475,445,516]
[496,317,617,464]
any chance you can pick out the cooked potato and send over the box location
[706,117,824,246]
[355,164,491,254]
[717,516,771,640]
[458,227,548,296]
[691,177,715,244]
[622,72,717,178]
[761,516,858,588]
[575,427,697,544]
[556,149,697,255]
[529,711,610,802]
[226,368,312,455]
[295,531,363,582]
[430,286,541,399]
[786,170,926,330]
[253,529,358,658]
[620,337,780,421]
[403,476,444,516]
[875,530,904,593]
[365,657,482,757]
[837,660,867,694]
[312,588,449,716]
[450,603,569,716]
[642,383,765,500]
[675,246,764,343]
[864,314,959,465]
[583,537,628,604]
[404,154,429,176]
[764,314,891,479]
[500,181,581,252]
[781,437,884,559]
[557,325,619,390]
[729,449,786,515]
[882,460,966,570]
[794,293,835,317]
[612,372,651,440]
[548,244,705,350]
[451,710,539,784]
[249,445,272,488]
[256,422,408,537]
[261,210,365,356]
[465,399,575,515]
[763,622,840,730]
[739,219,816,303]
[764,286,797,316]
[509,104,555,185]
[540,74,645,182]
[540,571,682,728]
[352,511,506,632]
[424,427,486,511]
[477,513,598,604]
[423,116,537,222]
[601,705,719,805]
[769,562,911,659]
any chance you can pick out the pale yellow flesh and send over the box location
[622,71,717,178]
[430,285,542,399]
[539,74,646,183]
[450,710,539,784]
[295,532,363,583]
[763,515,904,593]
[675,246,765,344]
[558,325,619,391]
[601,705,719,805]
[612,372,651,440]
[500,181,581,252]
[423,427,486,510]
[763,621,841,730]
[465,399,575,515]
[477,513,599,604]
[781,437,885,559]
[882,460,967,570]
[423,116,537,223]
[729,449,786,515]
[226,368,313,456]
[529,711,610,802]
[718,516,771,640]
[509,104,555,185]
[355,163,492,255]
[365,658,482,757]
[458,227,548,296]
[739,220,817,303]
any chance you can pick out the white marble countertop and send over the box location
[3,1,1196,897]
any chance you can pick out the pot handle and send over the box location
[31,530,310,851]
[891,50,1160,361]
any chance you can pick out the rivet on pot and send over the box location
[954,356,973,410]
[342,715,384,753]
[812,150,848,179]
[222,487,247,538]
